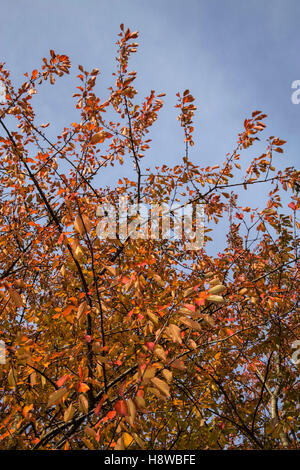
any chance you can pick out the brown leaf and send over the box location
[207,295,225,303]
[127,398,136,426]
[9,288,23,308]
[64,403,75,422]
[170,359,186,371]
[208,284,226,295]
[79,394,89,414]
[161,369,172,383]
[165,324,182,344]
[151,377,170,398]
[77,301,88,320]
[74,215,92,235]
[179,316,201,331]
[47,386,68,407]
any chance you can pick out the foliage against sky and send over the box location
[0,25,299,450]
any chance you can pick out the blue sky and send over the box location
[0,0,299,252]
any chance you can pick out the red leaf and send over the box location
[115,400,128,416]
[56,375,70,387]
[288,202,296,211]
[145,342,155,351]
[94,395,107,415]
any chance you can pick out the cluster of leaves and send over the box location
[0,25,299,450]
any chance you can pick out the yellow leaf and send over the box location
[142,366,156,382]
[201,314,216,327]
[183,287,194,297]
[74,216,84,235]
[71,239,84,257]
[30,371,37,387]
[209,277,221,287]
[151,377,170,398]
[132,432,144,449]
[123,432,134,449]
[152,273,165,288]
[239,288,248,295]
[208,284,226,295]
[115,436,125,450]
[188,339,197,349]
[204,272,214,279]
[146,309,159,324]
[207,295,225,303]
[8,368,17,387]
[161,369,172,383]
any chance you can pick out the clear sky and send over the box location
[0,0,299,251]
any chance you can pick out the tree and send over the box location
[0,25,298,450]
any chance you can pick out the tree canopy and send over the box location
[0,25,299,450]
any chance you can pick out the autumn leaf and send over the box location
[74,214,92,235]
[77,382,90,393]
[9,288,23,308]
[90,131,113,145]
[47,387,68,407]
[164,324,182,344]
[151,377,170,398]
[64,403,76,423]
[179,316,201,331]
[208,284,226,295]
[0,25,298,451]
[79,394,89,414]
[115,400,128,416]
[207,295,225,303]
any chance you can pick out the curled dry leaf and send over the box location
[64,403,75,422]
[209,277,221,287]
[164,324,182,344]
[179,316,201,331]
[208,284,226,295]
[9,288,24,308]
[126,398,136,426]
[8,368,17,387]
[154,347,167,362]
[170,359,187,371]
[151,377,170,398]
[161,369,172,383]
[90,131,113,145]
[79,394,89,414]
[207,295,225,303]
[47,386,68,408]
